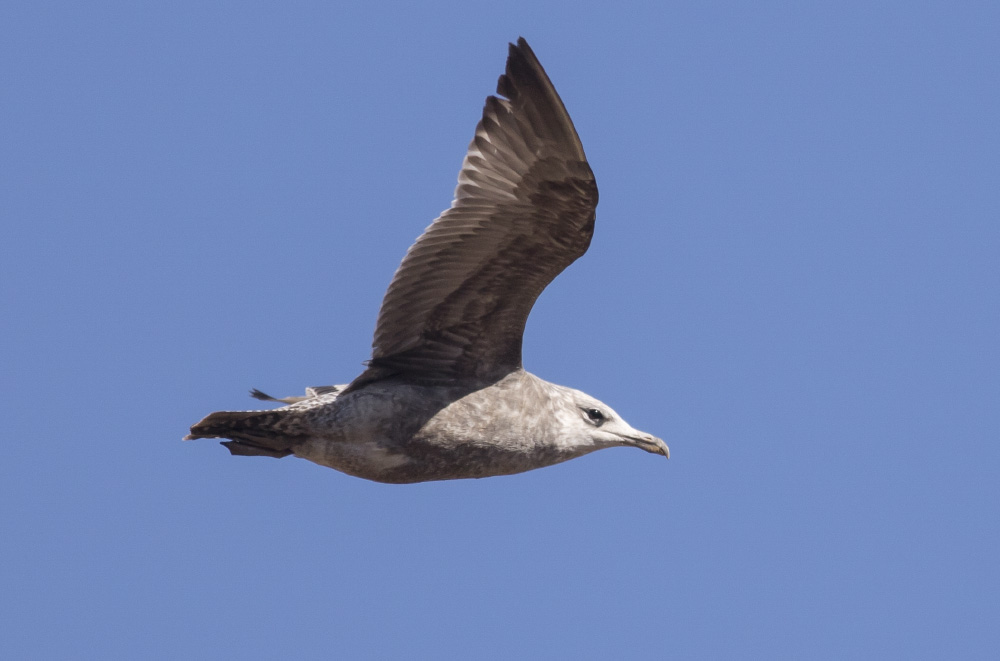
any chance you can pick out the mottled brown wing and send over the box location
[357,38,598,387]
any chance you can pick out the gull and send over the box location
[185,38,668,483]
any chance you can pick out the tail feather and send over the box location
[184,409,305,459]
[220,439,289,458]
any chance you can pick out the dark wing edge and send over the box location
[348,38,598,390]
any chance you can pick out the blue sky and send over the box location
[3,2,998,658]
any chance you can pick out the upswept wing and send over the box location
[357,38,598,387]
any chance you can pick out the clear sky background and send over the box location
[3,2,998,659]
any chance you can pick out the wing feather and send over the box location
[352,38,598,388]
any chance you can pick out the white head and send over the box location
[550,385,669,458]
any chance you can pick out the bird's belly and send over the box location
[293,437,414,482]
[294,433,574,484]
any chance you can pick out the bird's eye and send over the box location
[584,408,605,425]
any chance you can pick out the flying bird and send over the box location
[185,38,668,483]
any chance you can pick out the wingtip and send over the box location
[249,387,274,402]
[506,36,539,71]
[495,36,586,162]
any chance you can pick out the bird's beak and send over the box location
[624,433,670,459]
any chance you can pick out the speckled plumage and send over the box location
[185,38,668,483]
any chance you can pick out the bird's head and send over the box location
[554,387,669,459]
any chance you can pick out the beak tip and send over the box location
[649,435,669,459]
[630,434,670,459]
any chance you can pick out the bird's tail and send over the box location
[184,409,305,458]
